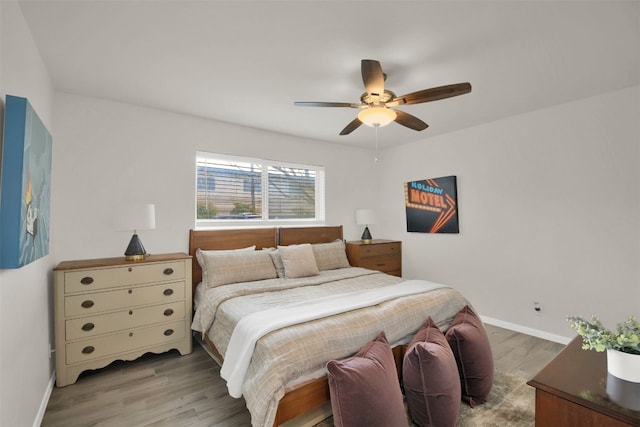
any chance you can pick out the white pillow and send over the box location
[312,240,350,271]
[277,244,320,278]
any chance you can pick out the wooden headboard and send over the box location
[278,225,343,246]
[188,225,344,293]
[188,228,277,290]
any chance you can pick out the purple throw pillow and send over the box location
[403,317,461,427]
[445,305,494,406]
[327,331,407,427]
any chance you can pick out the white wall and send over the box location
[53,86,640,346]
[3,1,638,419]
[51,93,378,262]
[376,86,640,339]
[0,2,56,426]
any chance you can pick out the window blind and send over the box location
[196,152,325,225]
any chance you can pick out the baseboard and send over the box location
[33,371,55,427]
[481,315,572,345]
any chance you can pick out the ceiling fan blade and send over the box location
[394,110,429,131]
[339,118,363,135]
[361,59,385,98]
[390,82,472,106]
[294,101,361,108]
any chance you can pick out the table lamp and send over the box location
[114,203,156,260]
[356,209,375,244]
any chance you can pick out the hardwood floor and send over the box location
[42,343,252,427]
[41,324,565,427]
[485,324,566,379]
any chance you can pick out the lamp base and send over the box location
[124,233,147,261]
[361,225,372,244]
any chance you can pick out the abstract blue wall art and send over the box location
[0,95,53,268]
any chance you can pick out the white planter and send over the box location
[607,349,640,382]
[606,349,640,411]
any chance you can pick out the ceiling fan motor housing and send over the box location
[360,90,396,105]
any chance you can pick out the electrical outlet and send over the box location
[533,301,542,316]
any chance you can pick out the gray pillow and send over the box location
[312,240,350,271]
[197,248,277,289]
[277,244,320,278]
[196,246,255,287]
[263,247,285,278]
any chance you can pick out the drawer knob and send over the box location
[80,276,94,285]
[81,300,94,309]
[163,268,174,275]
[164,329,174,336]
[81,322,95,331]
[82,346,95,354]
[128,289,133,294]
[163,288,174,296]
[163,308,174,316]
[128,267,133,272]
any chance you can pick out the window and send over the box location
[196,152,325,226]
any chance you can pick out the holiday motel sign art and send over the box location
[404,176,459,234]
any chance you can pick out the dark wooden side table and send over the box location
[528,336,640,426]
[345,239,402,277]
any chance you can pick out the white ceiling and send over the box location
[17,0,640,149]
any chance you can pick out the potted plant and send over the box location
[567,315,640,411]
[568,315,640,354]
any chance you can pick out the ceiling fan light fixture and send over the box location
[358,106,397,127]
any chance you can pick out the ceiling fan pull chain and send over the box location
[374,125,379,164]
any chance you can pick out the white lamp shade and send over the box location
[355,209,376,225]
[114,203,156,231]
[357,106,397,127]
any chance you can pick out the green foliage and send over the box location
[197,203,217,219]
[230,202,253,214]
[567,315,640,355]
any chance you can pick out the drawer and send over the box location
[65,301,185,340]
[357,256,401,273]
[65,281,185,317]
[65,320,186,365]
[357,243,400,259]
[64,261,185,293]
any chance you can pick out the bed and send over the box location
[189,226,470,427]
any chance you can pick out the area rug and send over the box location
[313,370,534,427]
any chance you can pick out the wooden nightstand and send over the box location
[53,253,193,387]
[345,239,402,277]
[528,336,640,426]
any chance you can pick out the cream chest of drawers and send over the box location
[345,240,402,277]
[53,253,192,387]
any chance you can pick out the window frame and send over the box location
[195,151,325,228]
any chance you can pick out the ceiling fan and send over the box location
[294,59,471,135]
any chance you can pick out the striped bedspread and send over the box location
[192,267,470,427]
